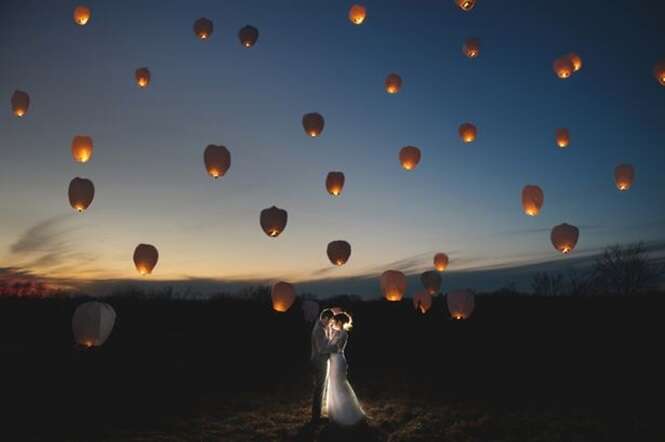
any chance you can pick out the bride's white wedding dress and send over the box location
[324,329,366,426]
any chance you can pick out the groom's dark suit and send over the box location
[310,319,337,421]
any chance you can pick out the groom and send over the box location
[310,308,337,424]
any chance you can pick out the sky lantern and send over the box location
[194,18,213,39]
[654,61,665,86]
[455,0,476,11]
[555,128,570,149]
[384,73,402,94]
[238,25,259,47]
[459,123,477,143]
[302,113,324,137]
[203,144,231,179]
[521,185,544,216]
[327,240,351,266]
[380,270,406,302]
[551,223,579,254]
[68,177,94,212]
[399,146,421,171]
[325,171,345,196]
[614,164,635,191]
[271,281,296,312]
[348,4,367,25]
[553,56,574,79]
[434,253,449,272]
[11,90,29,117]
[72,301,116,348]
[447,290,475,320]
[463,38,480,58]
[566,52,583,72]
[73,5,91,26]
[412,291,432,314]
[302,299,320,322]
[135,67,151,88]
[420,270,442,295]
[133,244,159,275]
[71,136,93,163]
[260,206,288,237]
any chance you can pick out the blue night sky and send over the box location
[1,0,664,298]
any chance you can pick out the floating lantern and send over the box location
[614,164,635,191]
[194,18,213,39]
[385,73,402,94]
[434,253,449,272]
[327,240,351,266]
[326,171,345,196]
[463,38,480,58]
[11,90,29,117]
[133,244,159,275]
[399,146,421,170]
[238,25,259,47]
[302,113,324,137]
[555,128,570,148]
[272,281,296,312]
[420,270,442,295]
[260,206,288,237]
[72,301,115,348]
[348,4,367,25]
[203,144,231,179]
[455,0,476,11]
[71,136,93,163]
[654,61,665,86]
[380,270,406,302]
[459,123,477,143]
[522,185,544,216]
[447,290,475,320]
[567,52,583,72]
[553,57,574,79]
[68,177,94,212]
[551,223,579,254]
[73,5,91,26]
[135,67,151,88]
[412,291,432,314]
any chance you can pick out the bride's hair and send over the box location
[334,312,353,331]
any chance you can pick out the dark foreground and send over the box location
[1,293,664,441]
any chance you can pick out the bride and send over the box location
[324,312,366,426]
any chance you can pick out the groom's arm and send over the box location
[314,327,338,354]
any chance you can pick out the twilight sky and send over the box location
[1,0,665,297]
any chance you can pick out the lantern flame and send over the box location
[15,109,25,117]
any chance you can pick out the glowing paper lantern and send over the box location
[194,18,213,40]
[654,61,665,86]
[420,270,442,295]
[614,164,635,191]
[463,38,480,58]
[459,123,477,143]
[521,185,544,216]
[135,68,151,88]
[73,5,91,26]
[260,206,288,237]
[447,290,475,320]
[302,299,320,322]
[325,171,345,196]
[553,57,574,79]
[348,4,367,25]
[272,281,296,312]
[555,128,570,149]
[399,146,421,171]
[203,144,231,179]
[327,240,351,266]
[133,244,159,275]
[71,136,93,163]
[302,113,324,137]
[238,25,259,47]
[455,0,476,11]
[412,291,432,314]
[385,73,402,94]
[380,270,406,302]
[72,301,115,348]
[551,223,579,254]
[434,253,449,272]
[567,52,583,72]
[68,177,94,212]
[11,90,29,117]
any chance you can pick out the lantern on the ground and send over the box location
[380,270,406,301]
[72,301,115,348]
[550,223,579,254]
[413,291,432,314]
[327,240,351,266]
[447,290,475,320]
[522,185,544,216]
[68,177,94,212]
[71,136,93,163]
[133,244,159,275]
[614,164,634,191]
[260,206,288,237]
[204,144,231,179]
[272,281,296,312]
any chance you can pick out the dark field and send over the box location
[1,293,664,441]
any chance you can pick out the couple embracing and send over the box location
[310,308,366,427]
